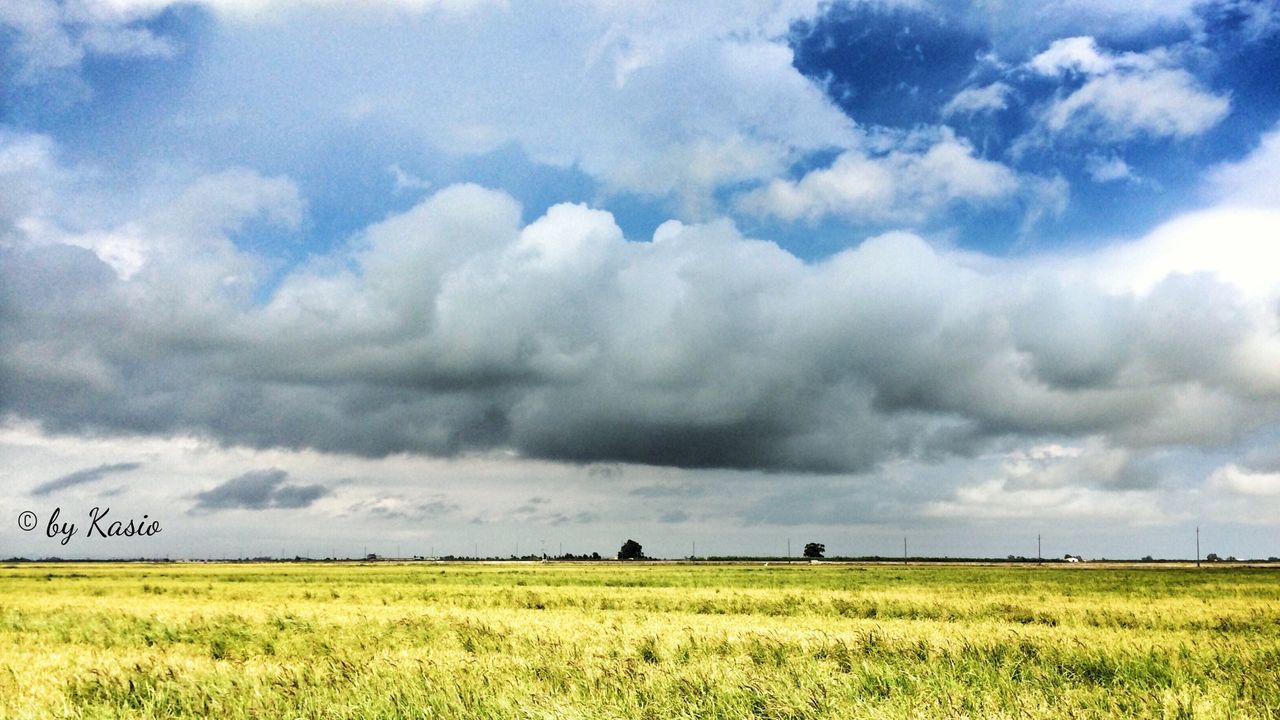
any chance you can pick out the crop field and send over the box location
[2,562,1279,719]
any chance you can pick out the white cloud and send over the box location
[0,131,63,232]
[1206,122,1280,208]
[942,82,1012,117]
[1086,206,1280,300]
[926,481,1174,524]
[1209,464,1280,497]
[1084,154,1133,183]
[737,129,1020,223]
[5,2,853,216]
[152,1,851,218]
[1029,36,1119,76]
[1029,36,1229,142]
[77,0,496,21]
[0,0,174,83]
[1045,70,1229,140]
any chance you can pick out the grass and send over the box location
[2,562,1279,718]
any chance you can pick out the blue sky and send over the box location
[3,0,1280,560]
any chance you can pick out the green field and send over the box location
[2,562,1279,718]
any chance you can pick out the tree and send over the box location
[618,539,644,560]
[803,542,825,559]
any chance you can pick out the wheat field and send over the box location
[2,561,1278,718]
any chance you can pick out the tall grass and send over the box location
[1,562,1278,718]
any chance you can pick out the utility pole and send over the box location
[1196,526,1200,568]
[692,541,696,560]
[904,536,908,564]
[787,538,791,559]
[1038,534,1041,564]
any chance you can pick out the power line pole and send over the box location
[1038,534,1041,564]
[787,538,791,559]
[1196,526,1200,568]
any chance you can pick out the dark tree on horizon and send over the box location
[803,542,825,559]
[618,539,644,560]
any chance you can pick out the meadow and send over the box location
[1,561,1278,719]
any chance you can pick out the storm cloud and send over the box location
[3,169,1280,477]
[189,469,329,514]
[30,461,142,496]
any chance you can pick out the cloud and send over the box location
[737,129,1020,223]
[1209,464,1280,497]
[30,461,142,495]
[4,131,1280,478]
[1029,36,1229,142]
[130,1,851,218]
[1206,121,1280,208]
[91,0,497,21]
[942,82,1012,117]
[189,469,328,513]
[922,440,1175,523]
[346,495,459,521]
[0,0,174,85]
[1029,35,1120,76]
[924,480,1174,524]
[1084,154,1133,183]
[658,509,690,524]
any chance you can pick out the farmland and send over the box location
[2,562,1278,718]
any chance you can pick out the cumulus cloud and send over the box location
[737,129,1020,223]
[189,469,328,513]
[4,159,1280,479]
[30,461,142,495]
[1029,36,1229,142]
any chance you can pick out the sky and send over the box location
[2,0,1280,561]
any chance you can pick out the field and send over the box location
[2,562,1279,719]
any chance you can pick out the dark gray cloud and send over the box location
[30,462,142,496]
[658,509,690,523]
[189,469,328,514]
